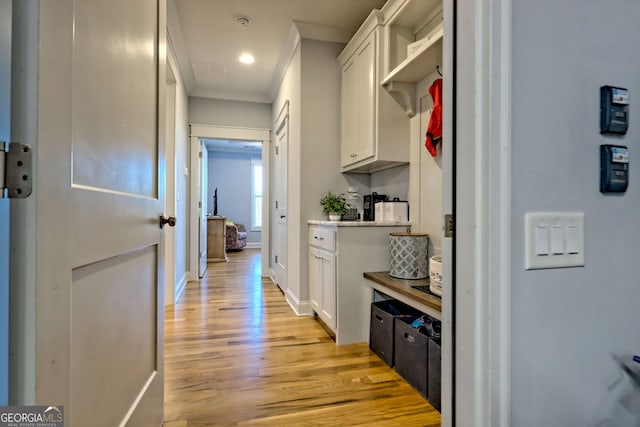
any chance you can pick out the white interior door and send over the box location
[199,143,208,277]
[10,1,165,425]
[0,0,10,406]
[273,113,288,292]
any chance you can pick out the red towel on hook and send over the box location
[425,78,443,157]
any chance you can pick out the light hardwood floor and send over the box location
[164,249,441,426]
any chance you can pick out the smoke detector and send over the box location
[235,16,252,29]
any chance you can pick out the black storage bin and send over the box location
[394,316,430,397]
[369,300,418,366]
[428,337,442,412]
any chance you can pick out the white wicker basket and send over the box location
[429,255,442,296]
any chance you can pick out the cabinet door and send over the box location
[320,251,337,331]
[309,248,321,312]
[354,30,377,162]
[341,57,358,167]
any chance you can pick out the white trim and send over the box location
[250,157,263,231]
[440,0,454,424]
[491,0,512,425]
[174,273,188,304]
[117,371,157,427]
[456,0,512,425]
[245,242,261,249]
[285,289,312,316]
[188,136,200,281]
[166,0,195,93]
[190,124,270,141]
[189,125,271,281]
[269,25,300,102]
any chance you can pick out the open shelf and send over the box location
[382,26,443,86]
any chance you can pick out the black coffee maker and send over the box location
[363,192,387,221]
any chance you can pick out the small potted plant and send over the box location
[320,191,349,221]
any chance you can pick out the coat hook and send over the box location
[436,65,443,77]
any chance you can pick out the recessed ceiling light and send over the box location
[239,53,255,65]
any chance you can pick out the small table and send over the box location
[207,216,227,262]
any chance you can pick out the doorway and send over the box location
[188,125,271,281]
[204,139,263,249]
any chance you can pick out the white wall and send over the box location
[189,97,272,129]
[298,38,348,303]
[167,39,190,295]
[272,42,302,308]
[272,33,350,311]
[207,150,262,245]
[510,1,640,425]
[370,165,409,201]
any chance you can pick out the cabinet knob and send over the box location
[314,236,324,240]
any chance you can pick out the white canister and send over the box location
[429,255,443,296]
[383,201,409,222]
[389,233,429,279]
[374,201,385,221]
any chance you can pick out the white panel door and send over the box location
[12,1,166,425]
[273,114,288,292]
[0,0,10,406]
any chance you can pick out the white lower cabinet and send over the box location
[308,222,410,344]
[309,246,336,331]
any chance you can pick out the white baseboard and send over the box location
[285,289,312,316]
[175,273,188,303]
[245,242,261,249]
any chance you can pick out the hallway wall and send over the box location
[510,1,640,425]
[167,39,191,298]
[189,97,272,129]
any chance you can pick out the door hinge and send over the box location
[275,146,279,155]
[199,151,203,158]
[444,214,455,238]
[275,255,278,264]
[275,200,279,209]
[198,201,202,208]
[1,142,33,199]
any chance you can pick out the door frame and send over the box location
[0,0,10,406]
[164,55,177,306]
[189,125,271,280]
[271,102,288,293]
[455,0,512,425]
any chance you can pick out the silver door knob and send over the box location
[159,214,177,229]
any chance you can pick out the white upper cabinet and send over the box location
[338,11,409,173]
[340,32,376,168]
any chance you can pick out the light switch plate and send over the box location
[525,212,585,270]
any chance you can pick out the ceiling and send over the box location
[168,0,386,103]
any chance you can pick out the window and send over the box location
[251,158,262,231]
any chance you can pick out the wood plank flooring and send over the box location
[164,249,441,426]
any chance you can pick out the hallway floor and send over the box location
[164,249,440,426]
